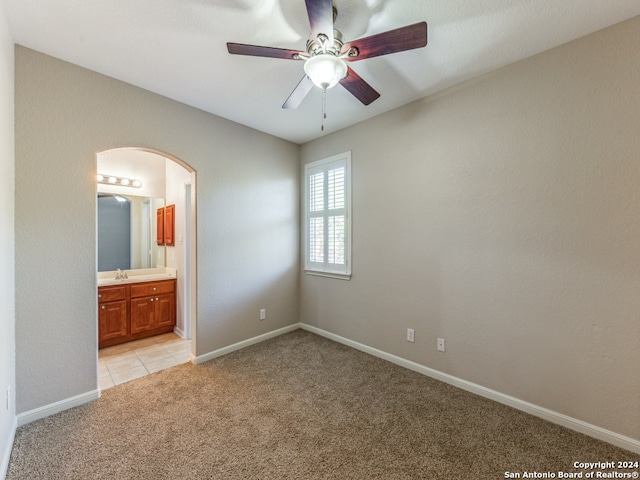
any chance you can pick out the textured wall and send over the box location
[0,2,15,475]
[15,47,300,414]
[300,17,640,440]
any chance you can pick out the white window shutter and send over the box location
[304,152,351,279]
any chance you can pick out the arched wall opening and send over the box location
[96,147,197,361]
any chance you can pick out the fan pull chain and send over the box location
[321,88,327,131]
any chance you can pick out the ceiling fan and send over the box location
[227,0,427,109]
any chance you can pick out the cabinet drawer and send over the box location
[130,280,175,298]
[98,286,127,303]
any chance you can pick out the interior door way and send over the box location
[97,147,197,349]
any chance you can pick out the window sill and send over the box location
[304,270,351,281]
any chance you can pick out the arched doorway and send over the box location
[96,147,196,388]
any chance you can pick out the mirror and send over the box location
[97,193,165,272]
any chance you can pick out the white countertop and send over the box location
[97,268,177,287]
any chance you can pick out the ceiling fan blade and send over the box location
[339,67,380,106]
[342,22,427,61]
[305,0,334,45]
[282,75,315,109]
[227,42,304,60]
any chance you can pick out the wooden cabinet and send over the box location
[98,285,127,344]
[130,280,176,335]
[156,204,175,247]
[98,278,176,348]
[156,207,165,246]
[164,204,175,246]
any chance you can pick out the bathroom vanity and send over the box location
[98,271,177,349]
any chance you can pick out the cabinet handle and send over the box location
[152,287,156,291]
[150,298,154,302]
[156,297,159,301]
[98,294,102,298]
[101,305,105,309]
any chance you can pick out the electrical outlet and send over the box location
[407,328,415,343]
[259,308,266,321]
[437,338,445,352]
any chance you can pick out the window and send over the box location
[304,152,351,279]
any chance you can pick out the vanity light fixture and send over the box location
[97,173,142,188]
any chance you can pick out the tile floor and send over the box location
[98,333,192,390]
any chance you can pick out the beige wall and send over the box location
[300,17,640,441]
[0,2,15,475]
[14,47,300,414]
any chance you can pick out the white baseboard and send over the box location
[193,323,302,365]
[173,326,187,339]
[300,324,640,454]
[1,416,17,480]
[16,390,100,428]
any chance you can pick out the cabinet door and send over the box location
[99,300,127,343]
[154,293,176,329]
[130,296,155,334]
[164,204,175,246]
[156,207,165,246]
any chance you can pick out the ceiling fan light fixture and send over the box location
[304,54,347,90]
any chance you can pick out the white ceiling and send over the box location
[5,0,640,144]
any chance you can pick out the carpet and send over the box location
[7,330,639,479]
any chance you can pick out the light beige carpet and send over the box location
[7,330,639,479]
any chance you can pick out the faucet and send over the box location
[115,269,128,280]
